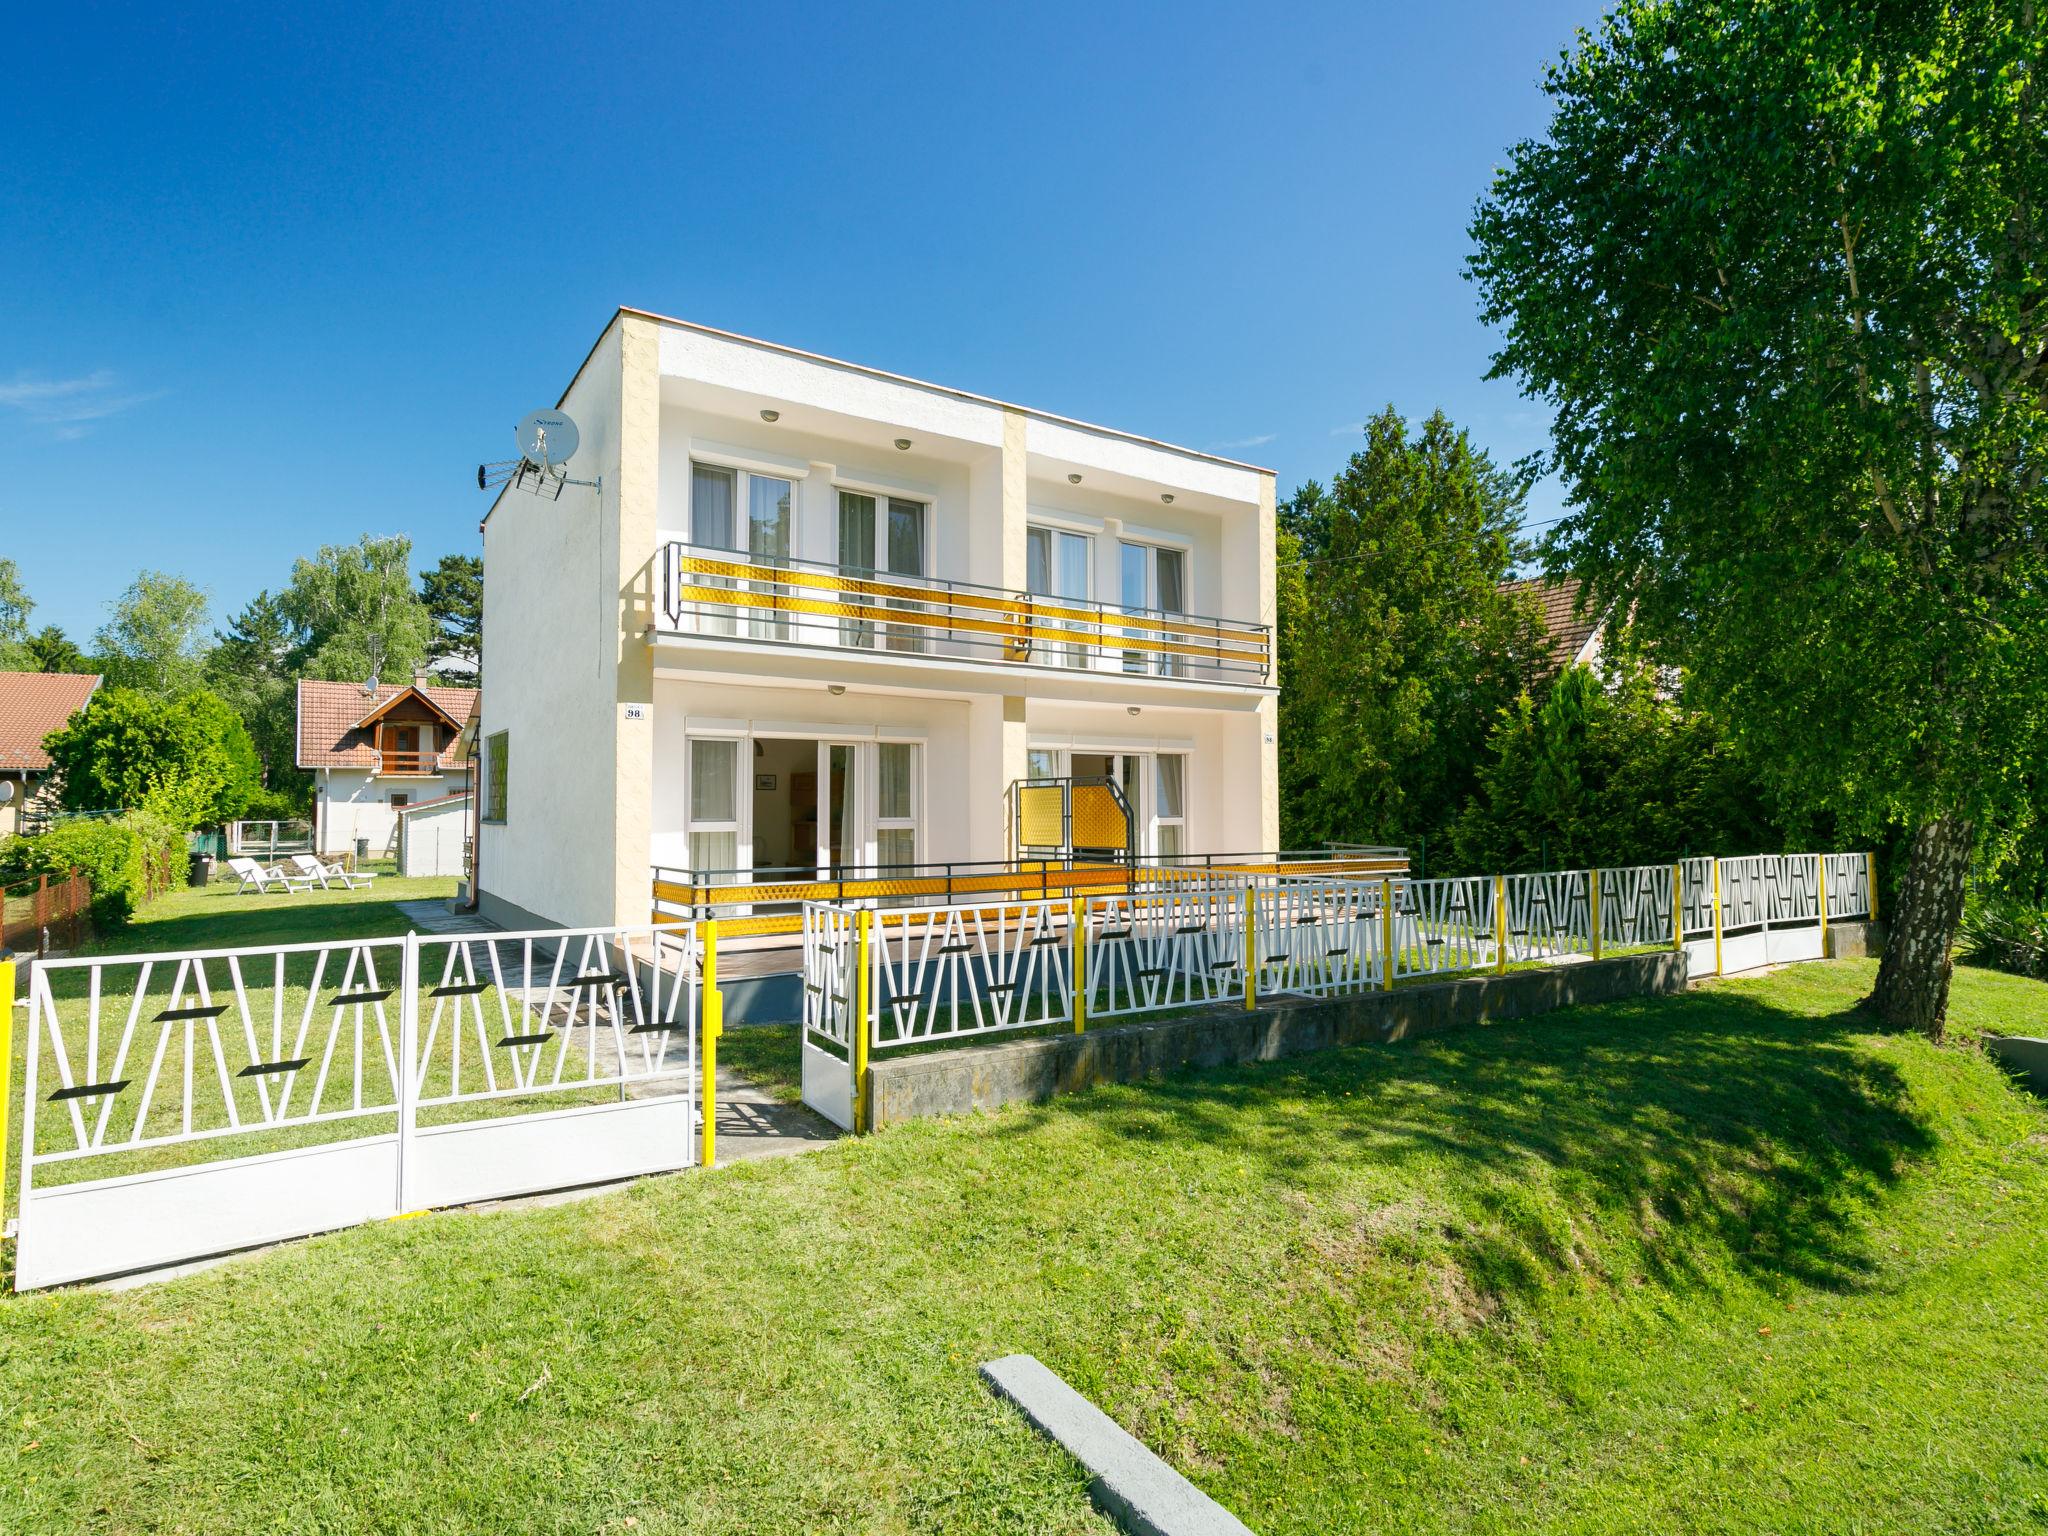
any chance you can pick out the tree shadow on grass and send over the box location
[988,987,1932,1304]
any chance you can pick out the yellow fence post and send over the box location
[1867,850,1879,922]
[0,955,14,1213]
[854,909,873,1131]
[1495,874,1508,975]
[1590,871,1603,961]
[700,920,721,1168]
[1242,885,1256,1010]
[1710,859,1724,976]
[1670,862,1683,952]
[1380,877,1396,990]
[1070,896,1087,1033]
[1816,853,1829,956]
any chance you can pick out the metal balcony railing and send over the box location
[655,542,1271,682]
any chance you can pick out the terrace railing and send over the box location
[656,542,1273,683]
[652,847,1411,940]
[797,851,1878,1131]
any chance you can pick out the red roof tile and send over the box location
[1502,576,1605,675]
[0,671,101,771]
[296,680,478,770]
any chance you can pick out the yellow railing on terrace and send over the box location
[651,851,1410,939]
[655,542,1272,683]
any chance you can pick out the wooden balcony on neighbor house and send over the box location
[372,729,444,777]
[655,542,1272,684]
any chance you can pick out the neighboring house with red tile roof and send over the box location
[1502,576,1608,681]
[296,677,477,857]
[0,671,102,837]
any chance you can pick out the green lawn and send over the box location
[74,872,462,955]
[3,959,2047,1533]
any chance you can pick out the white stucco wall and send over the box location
[477,319,634,929]
[318,769,470,858]
[397,797,471,877]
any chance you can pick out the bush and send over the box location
[41,686,262,831]
[1958,891,2048,981]
[0,810,183,926]
[241,784,309,822]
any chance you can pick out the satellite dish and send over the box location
[517,410,580,468]
[0,781,16,806]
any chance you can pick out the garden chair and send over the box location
[291,853,377,891]
[227,857,317,895]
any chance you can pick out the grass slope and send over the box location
[3,959,2047,1533]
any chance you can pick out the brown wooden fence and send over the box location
[1,870,93,956]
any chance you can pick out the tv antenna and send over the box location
[478,410,601,501]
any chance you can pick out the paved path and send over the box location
[709,1066,841,1163]
[394,899,499,935]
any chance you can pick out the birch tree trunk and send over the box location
[1868,816,1973,1042]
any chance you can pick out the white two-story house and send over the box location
[475,308,1278,933]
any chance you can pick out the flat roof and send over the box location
[485,307,1272,530]
[623,307,1275,476]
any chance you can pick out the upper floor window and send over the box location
[1026,525,1093,669]
[839,490,928,651]
[1118,540,1187,676]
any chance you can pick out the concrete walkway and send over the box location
[393,899,499,935]
[708,1066,841,1163]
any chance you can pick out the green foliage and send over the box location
[1278,406,1549,850]
[0,809,182,925]
[23,625,87,673]
[420,552,482,680]
[1958,890,2048,981]
[1467,1,2048,951]
[0,556,32,668]
[205,591,309,802]
[40,687,260,830]
[281,534,431,684]
[1447,660,1795,873]
[95,570,210,699]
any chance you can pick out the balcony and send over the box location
[375,749,442,777]
[654,543,1270,684]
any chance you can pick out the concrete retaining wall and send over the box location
[1825,920,1885,959]
[869,951,1690,1128]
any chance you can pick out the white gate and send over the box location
[14,923,704,1291]
[800,903,858,1130]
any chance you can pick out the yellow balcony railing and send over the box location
[655,543,1271,683]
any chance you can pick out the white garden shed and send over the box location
[395,791,472,878]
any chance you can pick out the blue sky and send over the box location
[2,0,1602,645]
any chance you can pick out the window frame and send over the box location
[482,730,509,823]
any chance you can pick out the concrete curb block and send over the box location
[980,1354,1255,1536]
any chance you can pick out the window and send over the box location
[876,742,918,872]
[1026,525,1092,667]
[483,731,509,822]
[691,461,794,639]
[838,490,928,651]
[1154,755,1186,858]
[390,793,410,810]
[687,737,741,876]
[1119,540,1188,675]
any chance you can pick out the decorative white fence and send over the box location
[799,851,1876,1130]
[13,923,709,1291]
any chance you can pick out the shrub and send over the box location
[0,810,183,926]
[1958,892,2048,981]
[41,686,261,831]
